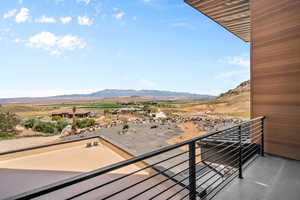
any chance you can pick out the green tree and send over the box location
[23,118,37,129]
[76,119,96,129]
[0,112,20,132]
[32,121,55,133]
[52,115,62,121]
[56,120,70,132]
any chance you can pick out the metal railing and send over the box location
[4,116,265,200]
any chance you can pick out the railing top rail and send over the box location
[3,116,265,200]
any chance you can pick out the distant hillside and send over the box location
[0,89,215,104]
[215,80,250,118]
[159,80,250,119]
[218,80,250,99]
[74,89,214,99]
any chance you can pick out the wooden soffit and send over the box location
[185,0,250,42]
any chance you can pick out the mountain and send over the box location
[0,89,216,104]
[65,89,215,99]
[214,80,250,119]
[218,80,250,99]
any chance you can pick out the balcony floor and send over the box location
[215,154,300,200]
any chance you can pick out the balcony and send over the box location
[214,154,300,200]
[3,117,298,200]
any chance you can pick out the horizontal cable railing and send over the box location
[4,116,265,200]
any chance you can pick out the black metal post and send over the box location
[189,142,196,200]
[238,125,243,179]
[261,118,265,156]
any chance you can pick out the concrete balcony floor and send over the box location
[215,154,300,200]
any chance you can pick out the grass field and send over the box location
[49,102,126,109]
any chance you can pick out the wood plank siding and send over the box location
[185,0,250,42]
[251,0,300,160]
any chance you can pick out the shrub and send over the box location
[151,107,158,113]
[32,121,56,133]
[123,124,129,130]
[23,118,69,134]
[23,118,37,129]
[0,112,20,132]
[56,120,70,132]
[103,109,110,115]
[76,118,96,129]
[52,115,62,121]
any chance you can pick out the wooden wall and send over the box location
[251,0,300,160]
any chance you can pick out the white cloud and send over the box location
[113,12,125,20]
[28,32,57,48]
[224,56,250,67]
[26,32,87,55]
[214,55,250,81]
[15,8,31,23]
[77,16,93,26]
[57,35,87,50]
[76,0,90,4]
[36,15,56,23]
[3,9,17,19]
[60,16,72,24]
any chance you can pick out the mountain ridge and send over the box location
[218,80,250,99]
[0,89,216,104]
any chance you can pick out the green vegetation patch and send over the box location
[0,132,15,140]
[0,112,20,133]
[50,102,125,110]
[23,118,70,134]
[77,118,96,129]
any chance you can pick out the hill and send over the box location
[218,80,250,99]
[164,80,250,119]
[0,89,215,104]
[86,89,214,99]
[214,80,250,118]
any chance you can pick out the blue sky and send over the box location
[0,0,250,98]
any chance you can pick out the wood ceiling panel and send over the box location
[185,0,250,42]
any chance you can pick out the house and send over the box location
[111,107,143,115]
[3,1,299,200]
[151,109,167,119]
[51,109,93,119]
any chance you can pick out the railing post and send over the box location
[261,118,265,157]
[238,125,243,179]
[189,142,196,200]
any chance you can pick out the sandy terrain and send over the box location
[0,136,60,152]
[167,122,204,146]
[167,122,204,161]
